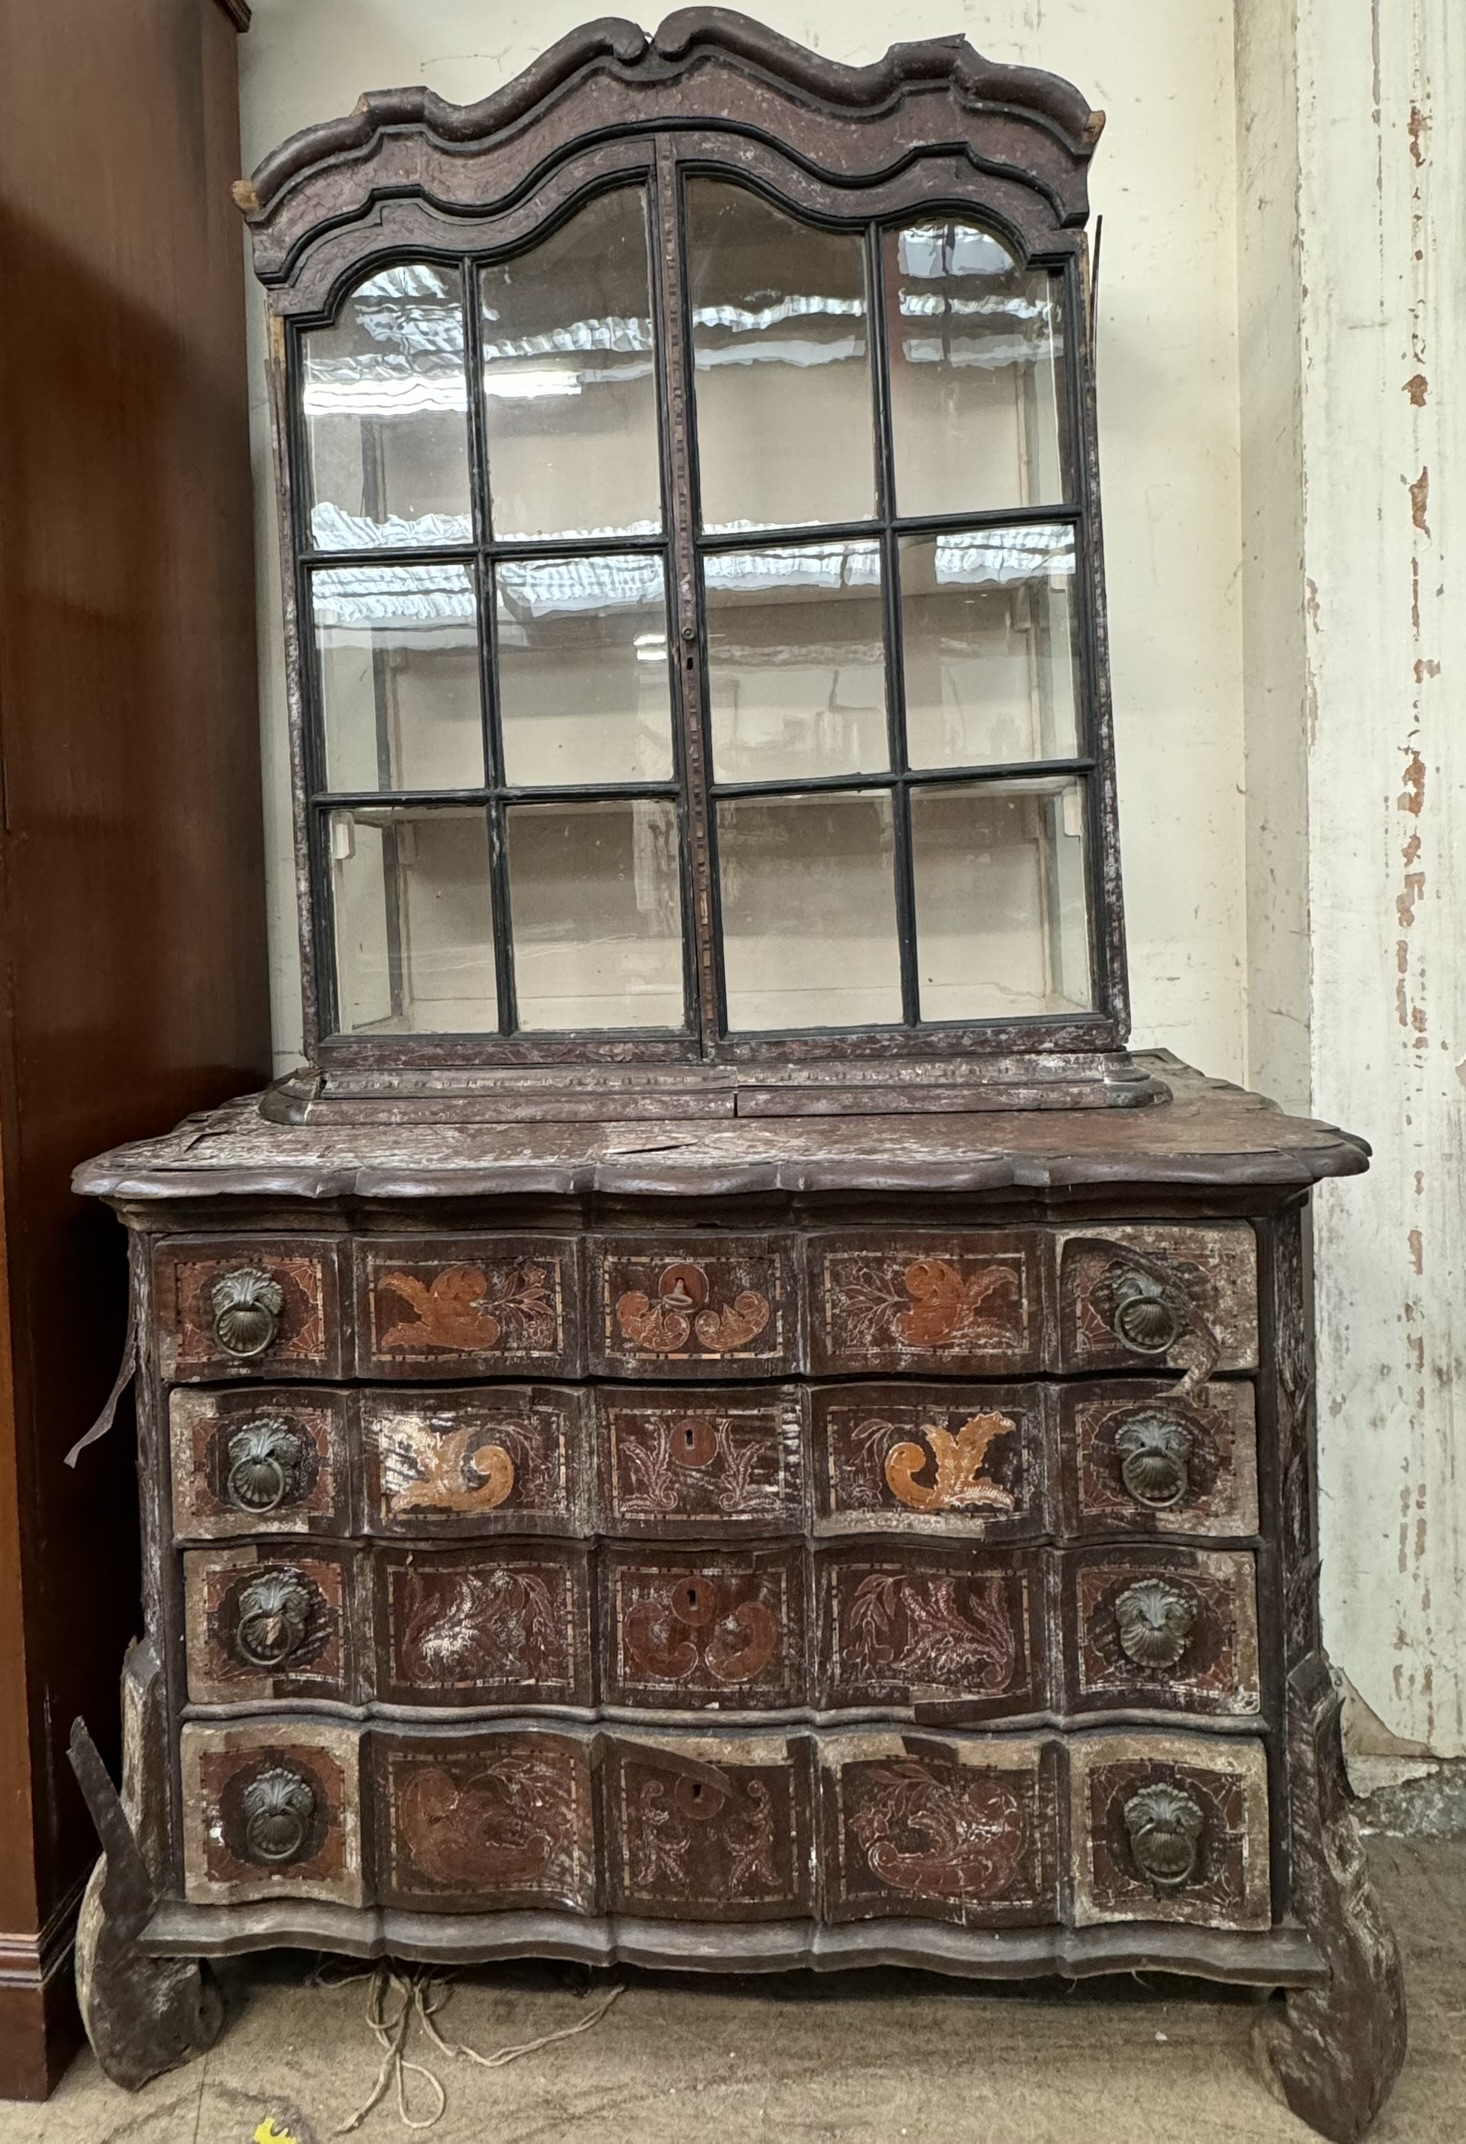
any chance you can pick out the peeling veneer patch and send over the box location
[1398,751,1425,816]
[1408,467,1430,535]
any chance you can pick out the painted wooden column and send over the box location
[1243,0,1466,1756]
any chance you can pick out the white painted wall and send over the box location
[233,4,1465,1753]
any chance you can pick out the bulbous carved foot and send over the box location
[69,1718,222,2090]
[1251,1659,1407,2143]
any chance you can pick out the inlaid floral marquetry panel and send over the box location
[355,1237,581,1379]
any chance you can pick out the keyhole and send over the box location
[682,1425,698,1453]
[689,1781,704,1805]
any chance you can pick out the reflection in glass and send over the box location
[900,526,1079,769]
[508,798,683,1029]
[687,180,875,533]
[481,188,661,541]
[886,221,1066,517]
[706,542,887,781]
[330,807,497,1033]
[910,779,1092,1020]
[303,264,473,550]
[496,553,672,786]
[717,791,901,1030]
[314,565,484,793]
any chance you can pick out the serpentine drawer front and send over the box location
[175,1717,1271,1935]
[155,1223,1257,1386]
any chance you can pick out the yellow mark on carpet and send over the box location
[254,2122,298,2144]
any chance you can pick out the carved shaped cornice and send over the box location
[235,7,1103,286]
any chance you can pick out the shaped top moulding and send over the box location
[234,7,1104,286]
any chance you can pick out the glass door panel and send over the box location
[330,807,498,1033]
[899,525,1080,768]
[909,779,1092,1019]
[687,180,875,533]
[481,187,662,540]
[717,791,902,1031]
[302,265,474,550]
[885,221,1067,517]
[313,564,485,792]
[705,539,888,781]
[496,553,673,786]
[507,798,684,1030]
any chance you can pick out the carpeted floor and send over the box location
[3,1837,1460,2144]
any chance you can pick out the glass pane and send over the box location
[496,553,672,786]
[303,264,473,550]
[910,779,1092,1020]
[314,565,484,793]
[687,180,875,533]
[886,221,1067,516]
[717,791,901,1031]
[481,188,661,541]
[900,526,1079,769]
[330,807,497,1033]
[705,541,887,782]
[507,798,683,1030]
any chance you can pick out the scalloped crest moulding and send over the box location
[235,8,1160,1125]
[234,11,1104,280]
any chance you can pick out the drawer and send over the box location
[182,1544,359,1706]
[1057,1225,1258,1375]
[603,1732,815,1921]
[820,1732,1060,1925]
[155,1236,345,1381]
[596,1386,805,1535]
[601,1544,805,1712]
[1059,1380,1259,1539]
[170,1386,350,1540]
[1069,1731,1271,1931]
[808,1231,1042,1376]
[1060,1546,1261,1717]
[354,1236,581,1379]
[817,1546,1045,1721]
[812,1382,1047,1541]
[376,1728,597,1913]
[376,1544,593,1709]
[180,1719,364,1908]
[589,1236,797,1379]
[361,1386,589,1537]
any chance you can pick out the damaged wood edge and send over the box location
[68,1715,224,2093]
[1251,1659,1407,2144]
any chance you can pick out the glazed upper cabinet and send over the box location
[239,17,1152,1123]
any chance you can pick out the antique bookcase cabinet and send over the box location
[71,15,1405,2138]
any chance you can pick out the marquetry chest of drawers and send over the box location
[70,1058,1405,2141]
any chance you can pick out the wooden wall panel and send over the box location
[0,0,264,2095]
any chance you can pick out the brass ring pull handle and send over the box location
[1123,1782,1205,1888]
[1111,1270,1184,1353]
[225,1417,307,1514]
[1097,1246,1222,1399]
[1114,1577,1197,1669]
[210,1267,284,1359]
[1115,1412,1194,1509]
[233,1569,314,1669]
[240,1765,317,1865]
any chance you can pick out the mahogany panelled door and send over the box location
[69,16,1404,2142]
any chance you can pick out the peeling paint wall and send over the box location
[1293,0,1466,1755]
